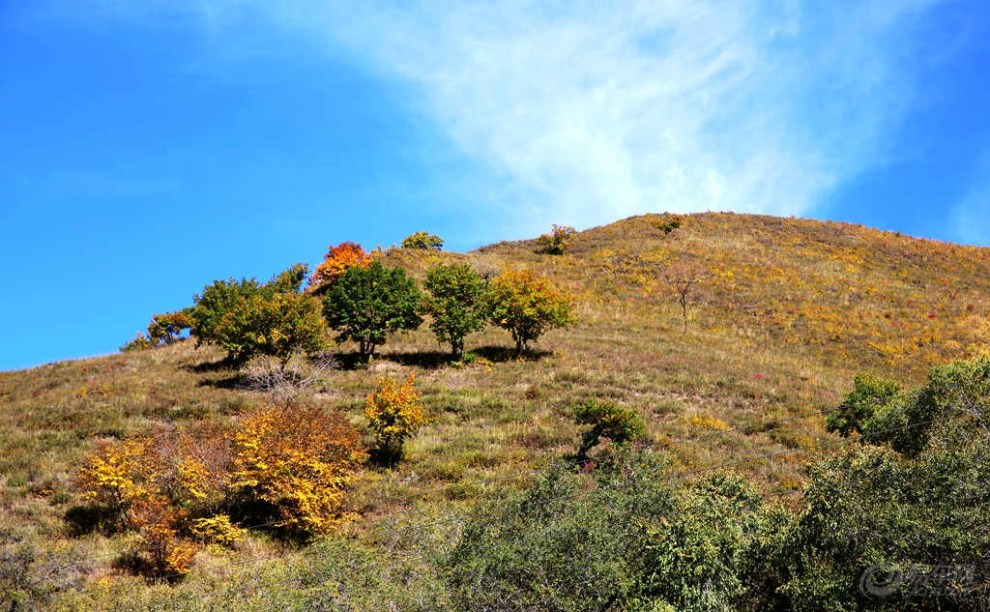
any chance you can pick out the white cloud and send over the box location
[72,0,946,234]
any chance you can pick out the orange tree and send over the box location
[486,269,576,354]
[308,242,372,294]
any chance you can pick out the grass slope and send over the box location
[2,212,990,608]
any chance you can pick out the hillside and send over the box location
[2,212,990,608]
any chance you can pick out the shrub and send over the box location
[536,224,576,255]
[486,269,576,354]
[231,405,366,537]
[365,375,427,466]
[401,231,444,251]
[77,438,153,528]
[322,261,423,358]
[443,452,764,611]
[422,263,487,358]
[190,515,244,547]
[826,372,901,437]
[573,399,646,461]
[120,333,154,352]
[308,242,372,294]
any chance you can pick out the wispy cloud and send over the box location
[67,0,945,233]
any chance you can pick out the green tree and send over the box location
[422,263,487,359]
[486,269,576,354]
[401,231,444,251]
[322,261,423,358]
[189,263,321,366]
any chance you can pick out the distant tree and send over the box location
[147,309,194,346]
[238,293,329,372]
[308,242,372,295]
[401,231,444,251]
[537,224,577,255]
[422,263,487,359]
[661,261,705,331]
[486,269,576,354]
[322,261,423,358]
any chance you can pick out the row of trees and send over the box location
[124,242,576,365]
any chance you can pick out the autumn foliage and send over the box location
[308,242,373,294]
[365,375,427,465]
[76,406,365,578]
[231,405,366,536]
[486,269,576,354]
[537,224,577,255]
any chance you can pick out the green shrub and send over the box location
[826,372,901,437]
[573,399,646,460]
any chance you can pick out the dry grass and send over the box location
[3,211,990,606]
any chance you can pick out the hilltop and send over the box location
[2,212,989,608]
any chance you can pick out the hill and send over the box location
[2,212,990,608]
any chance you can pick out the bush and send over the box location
[536,224,576,255]
[422,263,487,358]
[365,375,427,466]
[486,269,576,354]
[443,452,763,611]
[322,261,423,358]
[826,372,901,437]
[401,231,444,251]
[308,242,372,294]
[231,405,366,538]
[572,399,646,461]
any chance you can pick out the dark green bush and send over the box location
[572,399,646,460]
[422,263,487,359]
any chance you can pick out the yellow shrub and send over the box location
[232,405,366,537]
[77,438,152,524]
[365,375,427,465]
[190,515,244,547]
[688,414,730,431]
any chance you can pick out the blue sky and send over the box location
[1,0,988,371]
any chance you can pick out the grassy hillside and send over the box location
[2,212,990,608]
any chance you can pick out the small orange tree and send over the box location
[365,375,427,466]
[486,269,576,354]
[308,242,372,294]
